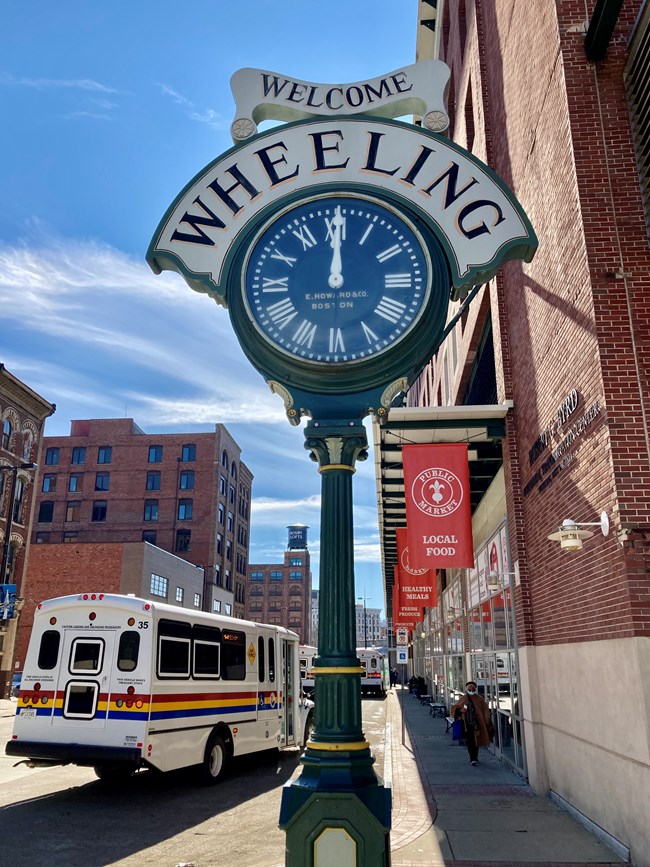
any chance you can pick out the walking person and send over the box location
[451,681,493,766]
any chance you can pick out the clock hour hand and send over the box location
[328,206,344,289]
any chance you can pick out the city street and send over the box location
[0,697,387,867]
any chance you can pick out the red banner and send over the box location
[395,527,438,609]
[392,566,419,628]
[402,443,474,569]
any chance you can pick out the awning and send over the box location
[372,403,512,607]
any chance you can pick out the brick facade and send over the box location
[247,547,312,644]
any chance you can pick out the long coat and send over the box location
[450,693,492,747]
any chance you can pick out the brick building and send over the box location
[0,365,55,698]
[13,540,204,670]
[31,419,252,619]
[246,525,312,644]
[373,2,650,862]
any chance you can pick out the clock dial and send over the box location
[242,194,431,364]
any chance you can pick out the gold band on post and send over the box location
[306,740,370,752]
[317,464,356,473]
[313,667,364,675]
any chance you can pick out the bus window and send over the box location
[193,625,220,678]
[268,637,275,683]
[117,631,140,672]
[38,630,61,670]
[158,619,191,678]
[258,635,265,682]
[70,638,104,675]
[221,629,246,680]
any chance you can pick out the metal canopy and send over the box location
[372,403,511,606]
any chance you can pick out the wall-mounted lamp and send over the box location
[487,570,517,591]
[547,512,609,551]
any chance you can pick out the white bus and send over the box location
[358,648,390,697]
[298,645,317,695]
[6,593,314,784]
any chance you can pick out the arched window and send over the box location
[2,418,12,451]
[231,461,237,479]
[250,585,263,596]
[269,584,283,596]
[289,584,302,596]
[221,449,228,467]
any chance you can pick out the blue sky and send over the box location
[0,1,419,617]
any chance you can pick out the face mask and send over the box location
[466,690,477,695]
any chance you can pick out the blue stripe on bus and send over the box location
[150,704,256,720]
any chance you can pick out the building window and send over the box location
[226,540,232,561]
[231,461,237,478]
[289,571,302,580]
[178,498,193,520]
[1,418,12,450]
[63,531,78,543]
[97,446,112,464]
[224,602,232,616]
[146,471,160,491]
[181,443,196,461]
[220,475,226,496]
[229,485,235,504]
[150,573,168,598]
[290,558,303,566]
[95,472,110,491]
[175,587,184,603]
[176,529,191,552]
[270,571,283,581]
[35,532,50,543]
[144,499,159,521]
[221,449,228,468]
[250,571,264,581]
[42,474,56,493]
[213,599,221,613]
[71,446,86,465]
[38,501,54,523]
[214,565,222,586]
[148,445,163,463]
[180,470,194,490]
[45,447,59,466]
[193,593,201,608]
[216,533,223,555]
[66,501,81,522]
[269,584,283,596]
[68,473,83,493]
[227,511,234,532]
[225,570,232,591]
[218,503,225,525]
[92,500,107,522]
[142,530,157,544]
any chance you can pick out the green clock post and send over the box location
[147,61,537,867]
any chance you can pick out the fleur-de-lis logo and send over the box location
[429,480,445,503]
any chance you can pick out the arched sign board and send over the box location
[147,95,536,422]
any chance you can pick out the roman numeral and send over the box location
[375,296,407,323]
[361,321,379,344]
[262,276,289,293]
[266,298,298,329]
[384,273,412,289]
[292,224,317,250]
[270,249,297,267]
[325,214,346,243]
[359,223,374,246]
[376,243,401,263]
[329,328,345,353]
[293,319,317,348]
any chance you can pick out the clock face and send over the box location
[242,194,431,365]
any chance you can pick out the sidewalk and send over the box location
[387,686,626,866]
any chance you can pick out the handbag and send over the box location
[452,719,464,740]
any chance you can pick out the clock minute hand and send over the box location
[328,206,344,289]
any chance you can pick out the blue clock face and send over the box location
[242,194,431,365]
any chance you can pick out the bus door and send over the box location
[280,638,296,746]
[52,628,116,731]
[256,631,283,739]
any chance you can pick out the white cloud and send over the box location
[154,81,228,130]
[0,72,118,93]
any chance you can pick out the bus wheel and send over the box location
[94,764,135,784]
[200,733,229,785]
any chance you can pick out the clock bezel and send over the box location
[241,191,433,368]
[227,183,451,397]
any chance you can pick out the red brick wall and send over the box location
[14,542,124,669]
